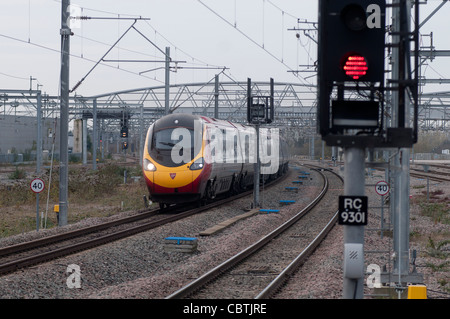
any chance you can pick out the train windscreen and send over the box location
[150,127,202,167]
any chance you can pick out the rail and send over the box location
[166,166,336,299]
[0,170,288,276]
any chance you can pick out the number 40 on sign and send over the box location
[375,180,389,196]
[30,178,45,193]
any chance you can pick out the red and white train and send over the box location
[142,113,289,208]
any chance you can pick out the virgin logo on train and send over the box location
[170,173,176,179]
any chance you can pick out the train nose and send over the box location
[154,170,193,192]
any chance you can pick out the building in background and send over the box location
[0,115,60,162]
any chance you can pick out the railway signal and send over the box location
[247,78,275,209]
[319,0,386,84]
[342,55,368,80]
[317,0,387,145]
[318,1,422,299]
[247,78,274,125]
[317,1,386,298]
[120,126,128,138]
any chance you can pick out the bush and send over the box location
[68,163,125,201]
[426,237,450,259]
[8,167,26,180]
[419,202,450,224]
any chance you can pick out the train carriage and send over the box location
[143,113,288,207]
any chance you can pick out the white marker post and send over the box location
[375,180,390,239]
[30,178,45,231]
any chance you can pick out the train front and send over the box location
[143,114,208,206]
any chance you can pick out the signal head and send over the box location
[341,4,367,31]
[342,54,368,80]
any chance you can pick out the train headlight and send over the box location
[144,158,157,171]
[189,157,204,170]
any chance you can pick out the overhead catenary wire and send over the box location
[59,0,226,72]
[266,0,298,19]
[0,71,30,81]
[70,20,138,93]
[73,33,161,61]
[2,4,226,92]
[196,0,314,88]
[169,68,227,113]
[28,0,31,42]
[3,1,245,94]
[0,32,161,87]
[3,0,321,97]
[142,20,225,70]
[52,0,146,19]
[60,1,227,75]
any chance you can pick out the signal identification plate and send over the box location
[338,196,368,225]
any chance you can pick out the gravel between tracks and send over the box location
[0,162,448,299]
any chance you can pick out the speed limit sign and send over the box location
[30,178,45,193]
[375,180,389,196]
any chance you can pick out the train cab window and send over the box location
[153,128,191,151]
[150,127,202,167]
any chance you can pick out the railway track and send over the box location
[409,163,450,182]
[409,171,450,182]
[368,162,450,183]
[166,166,343,299]
[0,172,289,276]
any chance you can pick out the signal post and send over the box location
[247,78,274,209]
[341,148,366,298]
[318,0,420,298]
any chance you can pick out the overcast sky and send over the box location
[0,0,449,98]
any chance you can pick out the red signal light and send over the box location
[343,55,368,80]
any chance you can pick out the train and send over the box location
[142,113,289,208]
